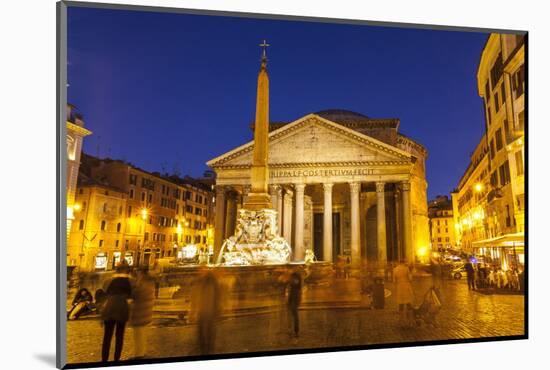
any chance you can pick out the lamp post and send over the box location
[140,208,148,266]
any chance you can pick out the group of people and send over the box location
[68,262,156,363]
[465,261,523,291]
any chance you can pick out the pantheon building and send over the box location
[208,109,430,266]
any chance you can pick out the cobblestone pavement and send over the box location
[66,278,525,365]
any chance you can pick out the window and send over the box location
[495,128,503,151]
[515,151,524,176]
[512,65,525,98]
[445,228,448,233]
[445,237,450,243]
[490,53,503,89]
[437,237,442,243]
[141,192,146,201]
[125,240,129,249]
[129,189,134,199]
[99,240,104,247]
[437,220,440,226]
[186,205,193,213]
[185,191,191,200]
[115,240,119,247]
[504,119,510,139]
[103,203,108,213]
[490,171,498,187]
[117,223,121,233]
[148,194,153,203]
[144,232,149,241]
[499,161,511,186]
[444,220,448,225]
[79,188,83,194]
[490,139,496,159]
[127,205,132,218]
[129,174,137,185]
[204,210,207,217]
[437,228,440,234]
[485,81,491,102]
[101,220,106,231]
[82,201,86,210]
[79,220,84,230]
[506,205,512,227]
[494,92,500,112]
[195,207,202,216]
[517,110,525,131]
[203,236,207,244]
[500,83,506,107]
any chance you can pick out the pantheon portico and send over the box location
[207,109,430,266]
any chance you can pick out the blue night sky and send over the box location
[67,6,489,200]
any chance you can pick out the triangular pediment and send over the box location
[207,114,412,168]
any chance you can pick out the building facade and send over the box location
[66,104,92,239]
[428,195,456,250]
[67,155,215,271]
[208,109,430,266]
[452,33,525,270]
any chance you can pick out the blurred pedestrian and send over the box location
[393,260,414,326]
[287,271,302,338]
[430,259,442,289]
[192,271,222,355]
[101,264,132,362]
[464,259,475,290]
[130,267,155,359]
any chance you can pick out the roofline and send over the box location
[207,113,413,167]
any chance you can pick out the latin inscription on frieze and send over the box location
[269,168,375,178]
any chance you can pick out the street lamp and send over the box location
[140,208,148,266]
[474,183,484,193]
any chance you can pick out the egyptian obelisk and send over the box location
[243,40,273,210]
[215,41,292,265]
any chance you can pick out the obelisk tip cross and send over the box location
[259,40,270,61]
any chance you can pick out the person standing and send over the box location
[287,272,302,338]
[101,264,132,362]
[393,260,414,326]
[130,267,155,359]
[192,271,222,355]
[464,259,476,291]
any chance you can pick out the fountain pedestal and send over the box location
[217,208,291,266]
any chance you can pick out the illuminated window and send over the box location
[515,151,524,175]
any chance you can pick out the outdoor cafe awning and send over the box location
[472,232,525,248]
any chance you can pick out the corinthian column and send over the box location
[283,189,293,245]
[349,182,361,267]
[376,182,387,265]
[323,183,334,262]
[214,186,226,261]
[269,185,279,209]
[276,186,283,233]
[294,183,306,261]
[224,191,237,239]
[401,181,413,263]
